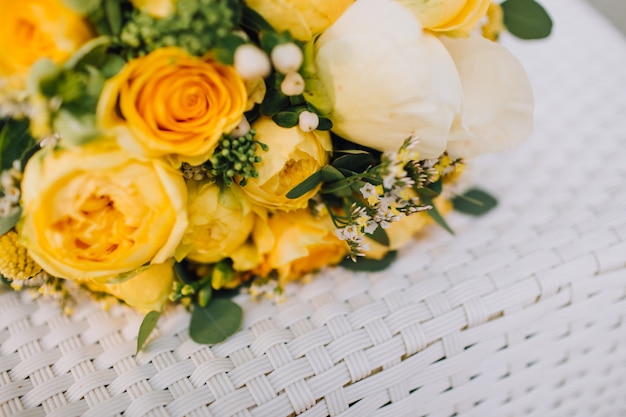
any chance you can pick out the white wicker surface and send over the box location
[2,0,626,416]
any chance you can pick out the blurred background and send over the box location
[587,0,626,34]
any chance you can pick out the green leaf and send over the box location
[501,0,553,40]
[0,119,35,171]
[189,298,243,344]
[332,153,375,172]
[286,170,323,199]
[136,311,161,354]
[321,165,345,182]
[316,117,332,131]
[272,111,300,128]
[104,0,123,36]
[367,225,390,246]
[426,203,454,235]
[340,250,398,272]
[0,208,21,236]
[62,0,101,14]
[174,261,197,284]
[260,75,290,116]
[101,55,126,78]
[259,30,281,54]
[213,35,247,65]
[106,264,151,284]
[241,5,275,33]
[452,188,498,216]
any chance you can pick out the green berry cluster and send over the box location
[208,130,267,186]
[119,0,238,58]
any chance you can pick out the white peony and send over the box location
[441,35,534,158]
[313,0,463,159]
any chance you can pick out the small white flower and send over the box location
[281,71,305,96]
[234,44,271,80]
[230,116,251,138]
[298,110,319,132]
[360,182,378,199]
[271,43,304,74]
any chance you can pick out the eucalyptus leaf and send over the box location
[320,180,353,195]
[136,311,161,354]
[367,225,390,246]
[340,250,398,272]
[241,5,275,33]
[214,35,247,65]
[286,170,323,199]
[320,165,345,182]
[0,209,21,236]
[317,117,332,131]
[426,203,454,235]
[260,75,290,116]
[501,0,553,40]
[189,298,243,344]
[104,0,123,36]
[0,119,35,171]
[332,153,375,172]
[272,111,300,128]
[452,188,498,216]
[61,0,101,14]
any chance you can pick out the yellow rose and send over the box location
[130,0,176,18]
[0,0,93,78]
[19,143,188,281]
[180,180,265,266]
[241,117,331,211]
[397,0,491,36]
[85,262,175,312]
[245,0,354,41]
[98,47,247,166]
[365,198,452,259]
[256,209,347,284]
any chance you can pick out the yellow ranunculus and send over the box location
[97,47,247,166]
[245,0,354,41]
[85,262,175,313]
[0,0,93,78]
[240,117,331,211]
[130,0,176,18]
[397,0,491,36]
[19,143,188,281]
[256,209,347,284]
[179,180,264,265]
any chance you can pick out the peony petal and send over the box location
[442,35,534,158]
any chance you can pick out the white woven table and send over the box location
[2,0,626,416]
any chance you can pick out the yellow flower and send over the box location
[240,117,331,211]
[397,0,491,36]
[85,262,175,313]
[0,230,41,280]
[130,0,176,18]
[180,180,265,266]
[98,47,247,166]
[0,0,93,78]
[245,0,354,41]
[19,143,188,281]
[256,209,347,284]
[365,198,452,260]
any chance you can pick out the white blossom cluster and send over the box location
[0,161,23,219]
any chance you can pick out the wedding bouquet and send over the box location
[0,0,551,348]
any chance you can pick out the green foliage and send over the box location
[136,311,161,354]
[502,0,553,40]
[0,119,36,172]
[340,251,398,272]
[189,298,243,344]
[207,130,267,186]
[286,170,323,199]
[452,188,498,216]
[0,209,21,236]
[116,0,240,59]
[427,204,454,235]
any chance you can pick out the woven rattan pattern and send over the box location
[2,0,626,416]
